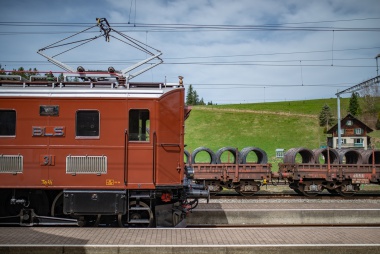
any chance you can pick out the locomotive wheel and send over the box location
[51,191,95,226]
[51,191,64,217]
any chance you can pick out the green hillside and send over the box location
[184,98,379,164]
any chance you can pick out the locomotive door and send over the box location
[125,101,155,189]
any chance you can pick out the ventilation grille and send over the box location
[0,155,23,173]
[66,155,107,174]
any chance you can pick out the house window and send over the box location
[346,120,353,126]
[354,128,362,135]
[354,138,363,147]
[76,110,99,137]
[129,109,150,141]
[0,110,16,136]
[340,129,345,135]
[336,139,346,145]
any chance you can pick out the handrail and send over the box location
[124,129,128,185]
[153,132,157,185]
[160,143,180,148]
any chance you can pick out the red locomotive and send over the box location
[0,18,208,227]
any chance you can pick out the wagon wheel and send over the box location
[125,200,154,228]
[296,185,320,197]
[236,191,256,196]
[293,188,305,195]
[289,183,304,195]
[207,184,222,196]
[234,187,256,196]
[336,185,357,197]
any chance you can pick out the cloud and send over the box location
[1,0,379,104]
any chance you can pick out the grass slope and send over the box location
[185,98,354,164]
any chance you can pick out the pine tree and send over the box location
[186,84,194,105]
[0,64,5,75]
[192,90,199,105]
[319,104,335,128]
[348,92,361,116]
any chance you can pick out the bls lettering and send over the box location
[32,126,65,137]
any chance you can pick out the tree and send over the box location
[0,64,5,75]
[319,104,335,129]
[376,112,380,130]
[348,92,361,116]
[186,84,212,105]
[58,73,64,82]
[186,84,194,105]
[193,90,199,105]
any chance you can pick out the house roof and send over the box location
[327,113,374,134]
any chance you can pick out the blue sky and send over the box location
[1,0,379,104]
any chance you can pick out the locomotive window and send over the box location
[129,109,150,141]
[0,110,16,136]
[76,110,99,137]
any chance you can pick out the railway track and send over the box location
[211,191,380,200]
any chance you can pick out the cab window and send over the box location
[129,109,150,141]
[76,110,99,137]
[0,110,16,136]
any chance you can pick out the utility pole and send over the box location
[376,53,380,76]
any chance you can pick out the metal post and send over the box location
[337,94,341,149]
[376,54,380,76]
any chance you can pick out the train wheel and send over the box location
[297,185,320,197]
[289,183,309,196]
[126,201,153,227]
[336,184,358,197]
[235,188,256,196]
[51,191,64,217]
[293,188,304,195]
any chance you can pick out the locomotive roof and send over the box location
[0,81,182,98]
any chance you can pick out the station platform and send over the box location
[0,226,379,254]
[187,201,380,226]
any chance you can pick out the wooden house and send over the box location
[327,113,373,149]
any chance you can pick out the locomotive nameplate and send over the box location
[40,105,59,116]
[32,126,65,137]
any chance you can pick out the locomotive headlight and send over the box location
[184,165,194,179]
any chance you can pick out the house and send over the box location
[327,113,373,149]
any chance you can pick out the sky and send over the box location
[1,0,380,104]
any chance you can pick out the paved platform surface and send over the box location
[0,227,380,254]
[188,201,380,226]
